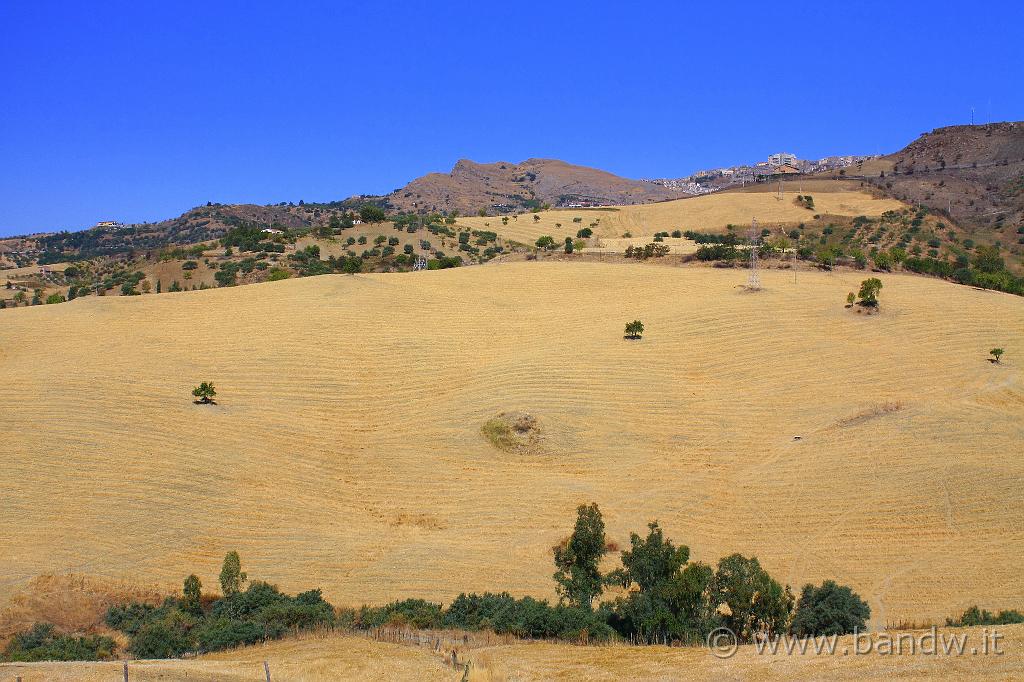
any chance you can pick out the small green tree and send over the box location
[535,236,555,249]
[846,292,856,306]
[359,205,386,223]
[711,554,793,642]
[564,237,574,254]
[790,580,870,637]
[857,277,883,307]
[192,382,217,404]
[182,574,203,616]
[219,551,247,596]
[553,503,607,610]
[990,348,1004,364]
[624,320,644,339]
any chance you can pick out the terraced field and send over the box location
[454,183,905,244]
[1,261,1021,630]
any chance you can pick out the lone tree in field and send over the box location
[990,348,1005,364]
[857,277,883,307]
[192,381,217,404]
[624,320,644,340]
[846,292,855,306]
[553,503,607,610]
[219,551,247,596]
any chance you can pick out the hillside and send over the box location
[385,158,686,215]
[1,262,1021,628]
[854,122,1024,240]
[453,179,904,243]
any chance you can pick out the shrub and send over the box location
[695,244,739,261]
[711,554,793,642]
[192,382,216,404]
[946,606,1024,627]
[2,623,116,662]
[790,581,870,636]
[267,268,291,281]
[857,278,883,306]
[359,205,386,223]
[624,320,644,339]
[356,599,444,629]
[535,236,555,249]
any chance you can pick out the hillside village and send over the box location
[642,151,878,194]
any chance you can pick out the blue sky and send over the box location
[1,1,1022,236]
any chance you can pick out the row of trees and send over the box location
[549,504,870,644]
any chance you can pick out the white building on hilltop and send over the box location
[767,152,797,167]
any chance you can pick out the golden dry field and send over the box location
[1,261,1022,633]
[0,633,456,681]
[4,624,1022,681]
[453,184,905,244]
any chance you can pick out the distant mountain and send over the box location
[384,158,687,215]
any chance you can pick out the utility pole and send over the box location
[747,218,761,290]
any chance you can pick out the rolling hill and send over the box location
[1,261,1021,631]
[384,158,687,215]
[854,122,1024,237]
[453,179,905,243]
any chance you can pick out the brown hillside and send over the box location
[854,122,1024,238]
[386,158,686,215]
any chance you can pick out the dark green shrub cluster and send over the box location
[428,256,461,269]
[288,245,331,276]
[214,262,241,286]
[107,580,335,658]
[221,223,285,253]
[790,580,871,636]
[350,594,613,641]
[1,623,116,662]
[694,244,740,261]
[946,606,1024,627]
[625,243,670,260]
[683,230,740,245]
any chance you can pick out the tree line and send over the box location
[10,504,1016,663]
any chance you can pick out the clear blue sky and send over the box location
[1,1,1022,236]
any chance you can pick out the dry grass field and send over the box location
[1,261,1022,635]
[0,633,456,681]
[4,624,1021,680]
[454,183,905,244]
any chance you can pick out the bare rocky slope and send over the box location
[858,122,1024,234]
[384,158,686,215]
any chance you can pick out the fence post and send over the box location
[264,660,272,681]
[123,660,129,682]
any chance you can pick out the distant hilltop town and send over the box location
[642,152,878,195]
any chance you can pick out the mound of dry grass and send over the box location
[481,412,540,452]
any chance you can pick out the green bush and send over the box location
[790,580,870,636]
[2,623,116,662]
[946,606,1024,627]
